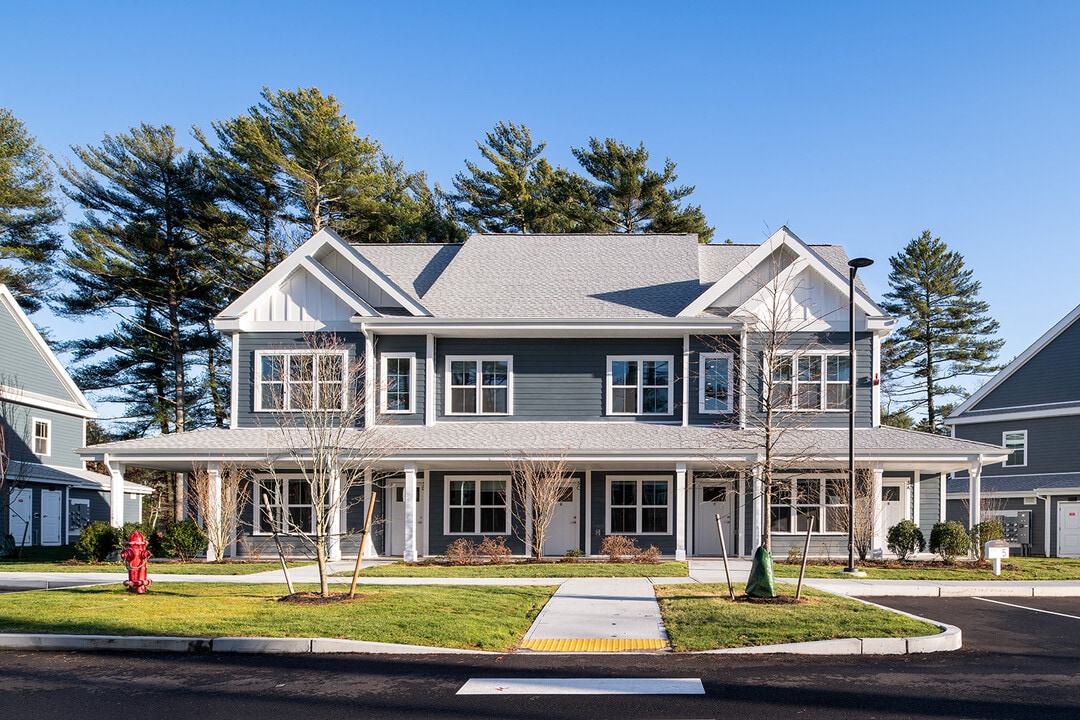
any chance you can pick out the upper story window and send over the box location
[381,353,415,414]
[1003,430,1027,467]
[446,356,512,415]
[255,350,347,412]
[699,352,734,414]
[32,418,50,456]
[770,353,850,411]
[608,356,673,415]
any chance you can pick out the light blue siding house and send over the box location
[946,303,1080,557]
[82,228,1005,560]
[0,285,151,550]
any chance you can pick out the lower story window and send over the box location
[608,477,670,534]
[256,478,314,534]
[770,477,846,533]
[447,477,510,534]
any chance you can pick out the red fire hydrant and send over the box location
[120,531,152,594]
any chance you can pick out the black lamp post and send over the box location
[846,257,873,574]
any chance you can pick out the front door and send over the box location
[695,481,735,555]
[881,484,905,534]
[40,490,62,546]
[389,482,424,556]
[543,481,580,557]
[8,488,31,546]
[1058,502,1080,558]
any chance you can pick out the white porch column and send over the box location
[206,463,222,562]
[737,474,746,557]
[584,470,593,556]
[675,463,687,561]
[403,463,418,561]
[328,463,342,561]
[106,455,125,528]
[751,464,763,554]
[363,469,377,559]
[870,464,884,555]
[969,463,983,530]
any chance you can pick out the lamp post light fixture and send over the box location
[845,257,873,575]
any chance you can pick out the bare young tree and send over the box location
[260,332,396,597]
[509,450,574,560]
[189,462,249,562]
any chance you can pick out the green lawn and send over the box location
[337,561,689,578]
[0,582,553,652]
[772,557,1080,581]
[656,583,939,652]
[0,561,310,575]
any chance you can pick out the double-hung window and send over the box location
[32,418,50,456]
[1003,431,1027,467]
[446,356,511,415]
[769,476,846,533]
[256,350,347,411]
[446,477,510,534]
[381,353,415,414]
[699,352,734,414]
[608,356,673,415]
[607,477,671,534]
[255,477,315,535]
[770,353,850,411]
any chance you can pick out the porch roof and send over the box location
[79,423,1007,473]
[946,472,1080,496]
[8,460,154,494]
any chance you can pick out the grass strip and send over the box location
[772,556,1080,581]
[0,562,311,575]
[336,561,689,578]
[0,582,553,652]
[655,583,938,652]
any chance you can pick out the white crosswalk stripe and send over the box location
[457,678,705,695]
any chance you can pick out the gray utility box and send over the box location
[989,510,1031,545]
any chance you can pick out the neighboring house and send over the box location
[81,227,1005,560]
[945,303,1080,557]
[0,285,151,549]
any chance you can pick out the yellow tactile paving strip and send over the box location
[519,638,668,652]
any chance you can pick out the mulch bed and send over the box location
[278,591,372,605]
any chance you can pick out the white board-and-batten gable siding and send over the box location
[246,265,364,330]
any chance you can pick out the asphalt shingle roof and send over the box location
[947,473,1080,494]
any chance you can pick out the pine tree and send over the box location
[881,231,1004,434]
[451,121,593,234]
[0,108,63,312]
[571,137,713,242]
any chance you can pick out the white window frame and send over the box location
[32,417,51,457]
[444,475,511,536]
[769,474,847,535]
[606,356,674,416]
[254,349,348,412]
[381,352,416,414]
[699,352,734,414]
[252,476,318,536]
[605,475,673,536]
[768,351,851,412]
[444,355,513,416]
[1003,430,1027,468]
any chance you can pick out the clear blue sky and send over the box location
[3,1,1078,378]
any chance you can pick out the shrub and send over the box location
[600,535,637,562]
[635,545,661,564]
[930,521,971,562]
[443,538,475,565]
[117,522,164,557]
[786,545,803,565]
[886,520,926,561]
[970,520,1006,561]
[161,519,208,561]
[475,536,511,564]
[562,548,584,563]
[74,521,116,562]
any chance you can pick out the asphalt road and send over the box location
[0,596,1077,720]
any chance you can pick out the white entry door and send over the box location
[1058,502,1080,558]
[543,481,580,557]
[8,488,31,545]
[389,482,424,556]
[40,490,62,546]
[695,481,735,556]
[881,484,905,533]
